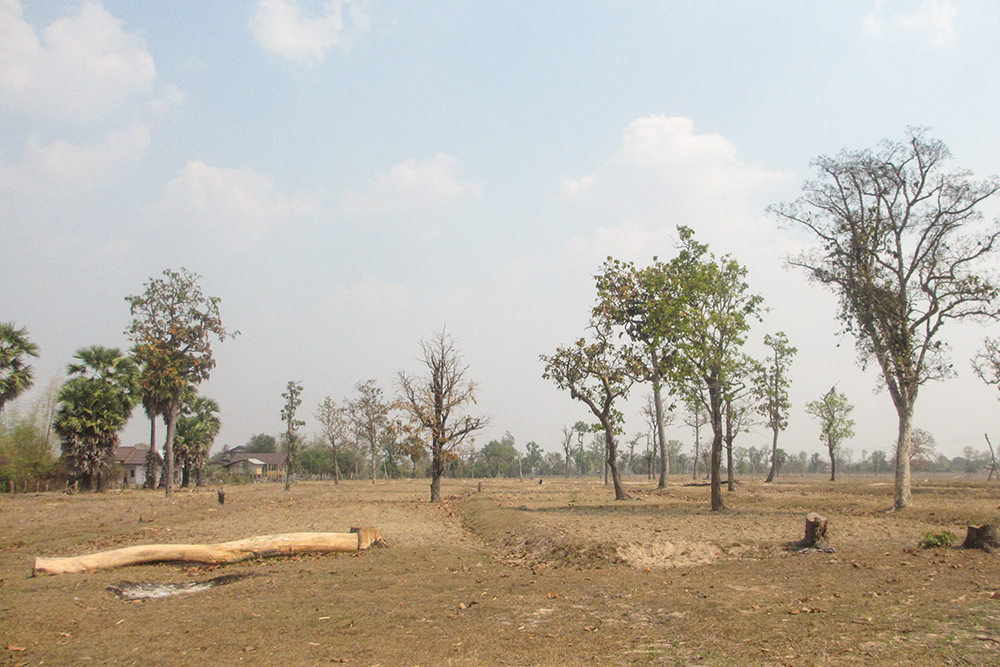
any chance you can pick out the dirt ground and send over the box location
[2,475,999,666]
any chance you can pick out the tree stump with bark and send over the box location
[962,524,1000,553]
[800,513,830,550]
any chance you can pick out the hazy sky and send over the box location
[4,0,1000,462]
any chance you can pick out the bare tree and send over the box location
[560,425,574,477]
[755,332,797,483]
[316,396,347,483]
[347,380,390,485]
[772,130,1000,508]
[398,329,489,502]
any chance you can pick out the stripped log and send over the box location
[33,527,385,576]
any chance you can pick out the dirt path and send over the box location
[2,477,999,666]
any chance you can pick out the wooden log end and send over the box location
[351,526,388,549]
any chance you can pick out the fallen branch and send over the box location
[33,526,386,576]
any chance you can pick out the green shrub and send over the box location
[918,530,958,549]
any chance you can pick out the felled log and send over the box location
[801,513,830,549]
[33,526,386,576]
[961,524,1000,553]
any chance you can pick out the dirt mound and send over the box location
[462,494,724,569]
[616,540,723,568]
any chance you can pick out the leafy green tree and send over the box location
[572,420,589,477]
[754,332,797,483]
[524,441,543,476]
[805,387,855,481]
[772,130,1000,509]
[722,356,757,491]
[0,322,39,415]
[594,259,679,488]
[398,330,489,502]
[126,268,236,498]
[541,320,641,500]
[315,396,347,483]
[55,346,139,491]
[665,227,764,510]
[480,432,518,478]
[246,433,277,453]
[348,379,391,486]
[281,381,304,491]
[0,382,59,490]
[174,395,220,487]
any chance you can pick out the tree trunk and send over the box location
[333,443,341,484]
[651,353,668,489]
[893,401,915,509]
[33,528,386,575]
[163,401,179,498]
[430,439,444,502]
[828,439,836,482]
[962,524,1000,552]
[144,416,159,489]
[726,436,735,492]
[181,464,190,488]
[603,426,628,501]
[764,426,778,483]
[708,380,725,511]
[802,513,829,548]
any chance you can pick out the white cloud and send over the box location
[0,0,156,121]
[559,115,788,264]
[0,123,150,193]
[340,153,483,217]
[146,160,319,251]
[249,0,371,65]
[862,0,957,48]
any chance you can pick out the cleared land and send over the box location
[2,476,999,666]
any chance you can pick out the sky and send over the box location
[4,0,1000,464]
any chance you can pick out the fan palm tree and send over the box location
[174,395,221,487]
[0,322,40,415]
[55,346,139,491]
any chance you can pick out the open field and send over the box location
[2,476,999,666]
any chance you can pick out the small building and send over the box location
[114,444,150,487]
[222,452,287,477]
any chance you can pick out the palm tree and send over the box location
[137,364,173,489]
[0,322,40,415]
[174,395,221,487]
[55,346,139,491]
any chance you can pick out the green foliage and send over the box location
[246,433,277,453]
[805,386,855,480]
[0,322,39,415]
[174,395,221,484]
[774,130,1000,509]
[918,531,958,549]
[0,389,59,490]
[126,268,236,496]
[55,346,139,490]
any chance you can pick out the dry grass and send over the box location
[2,475,999,666]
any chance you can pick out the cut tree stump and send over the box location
[32,527,386,576]
[961,524,1000,553]
[802,513,830,549]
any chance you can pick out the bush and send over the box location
[918,530,958,549]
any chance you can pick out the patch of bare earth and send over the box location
[2,476,1000,666]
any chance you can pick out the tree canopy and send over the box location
[772,129,1000,508]
[0,322,39,415]
[398,330,489,502]
[125,268,236,497]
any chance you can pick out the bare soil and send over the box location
[2,475,999,666]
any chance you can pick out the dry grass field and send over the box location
[2,475,999,666]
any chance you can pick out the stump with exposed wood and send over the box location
[32,526,386,576]
[962,524,1000,553]
[802,513,830,549]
